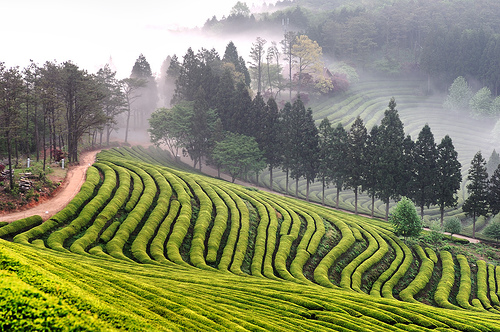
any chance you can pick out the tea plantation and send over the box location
[1,145,500,331]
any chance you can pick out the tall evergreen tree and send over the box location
[261,97,282,190]
[436,135,462,225]
[215,68,236,131]
[486,149,500,177]
[331,123,348,209]
[222,41,250,86]
[130,54,157,127]
[318,118,334,205]
[401,135,415,198]
[463,151,489,238]
[231,82,252,136]
[489,164,500,215]
[377,98,405,220]
[364,125,381,217]
[287,98,319,200]
[345,116,367,214]
[413,124,439,219]
[280,101,293,194]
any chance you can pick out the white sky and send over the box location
[1,0,273,78]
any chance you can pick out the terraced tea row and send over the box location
[2,145,500,331]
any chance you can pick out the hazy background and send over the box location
[2,0,273,78]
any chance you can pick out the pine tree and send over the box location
[377,98,405,220]
[413,124,439,219]
[318,118,334,205]
[287,98,319,200]
[331,123,348,209]
[345,116,367,214]
[486,149,500,177]
[436,135,462,225]
[230,82,252,136]
[401,135,415,198]
[489,164,500,215]
[364,125,381,217]
[215,68,235,131]
[462,151,489,238]
[261,97,282,190]
[280,102,293,194]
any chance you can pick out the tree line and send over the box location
[0,55,159,191]
[150,61,463,222]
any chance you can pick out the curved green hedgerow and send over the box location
[381,235,413,299]
[46,163,117,252]
[351,225,388,293]
[164,171,192,267]
[106,162,156,262]
[211,185,240,272]
[126,169,143,212]
[314,216,355,288]
[340,226,378,290]
[149,200,180,264]
[476,260,495,311]
[456,254,484,311]
[0,215,43,238]
[130,166,172,264]
[184,177,215,271]
[370,233,402,297]
[13,166,101,245]
[488,264,500,307]
[204,183,229,264]
[434,250,461,310]
[70,162,131,255]
[399,246,436,303]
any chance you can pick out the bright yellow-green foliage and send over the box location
[1,145,500,331]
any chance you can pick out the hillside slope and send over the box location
[1,146,499,331]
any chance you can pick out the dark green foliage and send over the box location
[0,215,42,238]
[444,217,462,239]
[463,151,489,238]
[211,132,266,183]
[436,135,462,224]
[483,221,500,242]
[389,197,423,240]
[375,98,405,219]
[413,124,438,218]
[345,116,367,214]
[488,164,500,215]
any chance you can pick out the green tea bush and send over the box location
[399,246,436,303]
[0,215,42,238]
[13,166,100,245]
[434,251,460,310]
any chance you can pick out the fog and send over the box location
[2,0,277,78]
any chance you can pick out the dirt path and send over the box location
[0,150,100,223]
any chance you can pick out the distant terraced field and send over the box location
[258,77,496,223]
[1,146,500,331]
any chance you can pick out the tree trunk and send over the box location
[306,178,310,202]
[125,107,131,143]
[473,214,476,239]
[6,130,14,190]
[336,186,340,209]
[295,178,299,198]
[354,187,358,214]
[420,205,424,220]
[269,167,273,191]
[285,169,289,195]
[440,206,445,227]
[385,201,389,221]
[322,177,325,206]
[371,195,375,218]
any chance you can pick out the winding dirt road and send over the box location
[0,150,99,223]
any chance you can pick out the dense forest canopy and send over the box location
[207,0,500,92]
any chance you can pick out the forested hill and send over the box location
[207,0,500,92]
